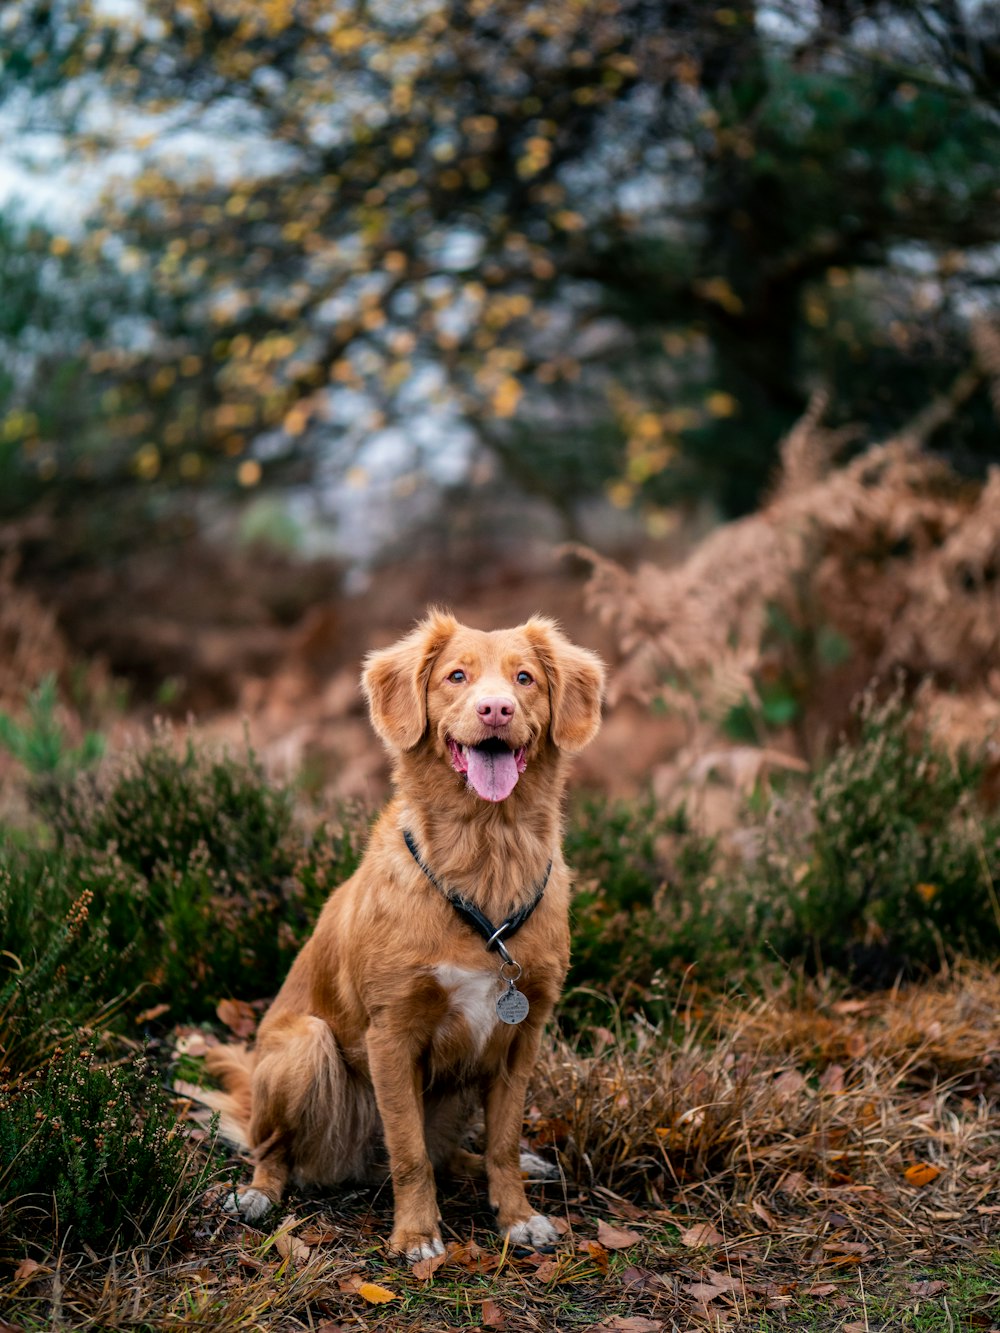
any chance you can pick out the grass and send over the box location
[1,705,1000,1330]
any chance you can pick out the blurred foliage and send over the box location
[0,0,998,558]
[0,673,104,775]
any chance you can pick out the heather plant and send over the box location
[0,1041,210,1252]
[563,795,734,1015]
[748,687,1000,981]
[0,731,366,1071]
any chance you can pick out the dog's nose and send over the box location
[476,695,516,728]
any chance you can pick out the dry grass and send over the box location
[3,969,998,1332]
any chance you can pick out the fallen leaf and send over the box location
[751,1198,777,1229]
[805,1283,839,1297]
[777,1171,808,1197]
[621,1266,664,1293]
[909,1279,947,1297]
[299,1224,339,1245]
[905,1163,942,1187]
[685,1282,729,1303]
[533,1258,559,1282]
[773,1069,807,1098]
[583,1239,610,1272]
[831,999,870,1015]
[273,1230,311,1267]
[217,997,257,1039]
[700,1271,743,1293]
[819,1064,845,1094]
[337,1274,366,1293]
[411,1250,448,1280]
[13,1259,47,1283]
[356,1281,397,1304]
[481,1298,506,1328]
[679,1222,724,1249]
[596,1219,641,1250]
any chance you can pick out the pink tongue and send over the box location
[466,746,520,802]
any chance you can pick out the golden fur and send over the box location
[204,609,605,1259]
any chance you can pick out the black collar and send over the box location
[402,828,550,964]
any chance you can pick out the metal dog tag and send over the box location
[496,980,530,1025]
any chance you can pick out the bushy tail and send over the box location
[176,1043,256,1151]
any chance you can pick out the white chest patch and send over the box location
[432,964,498,1053]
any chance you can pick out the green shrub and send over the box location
[0,1042,208,1253]
[0,851,127,1077]
[750,687,1000,981]
[564,795,734,1016]
[0,732,366,1065]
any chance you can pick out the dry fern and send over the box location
[576,390,1000,764]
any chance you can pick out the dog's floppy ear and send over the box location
[362,608,458,751]
[525,617,606,753]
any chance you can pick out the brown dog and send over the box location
[204,609,605,1259]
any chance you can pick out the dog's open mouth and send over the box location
[448,736,528,803]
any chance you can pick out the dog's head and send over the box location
[362,609,605,803]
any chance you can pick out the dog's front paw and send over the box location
[504,1213,560,1250]
[392,1229,446,1262]
[519,1149,560,1180]
[222,1186,274,1222]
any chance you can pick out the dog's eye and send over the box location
[448,669,467,683]
[516,671,534,686]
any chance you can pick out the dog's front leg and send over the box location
[366,1024,444,1261]
[484,1024,560,1250]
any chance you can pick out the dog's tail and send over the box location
[176,1044,256,1151]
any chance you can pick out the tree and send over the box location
[1,0,998,563]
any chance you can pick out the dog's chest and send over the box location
[431,963,499,1054]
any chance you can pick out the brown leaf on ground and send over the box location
[13,1259,47,1283]
[583,1240,610,1273]
[679,1223,725,1248]
[621,1266,665,1293]
[905,1162,942,1187]
[299,1224,339,1245]
[532,1259,560,1282]
[685,1282,730,1303]
[481,1298,506,1328]
[273,1227,311,1267]
[411,1250,448,1280]
[596,1219,642,1249]
[909,1279,948,1297]
[805,1283,839,1297]
[216,997,257,1038]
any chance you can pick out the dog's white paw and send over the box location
[505,1214,560,1249]
[519,1149,560,1180]
[222,1186,273,1222]
[405,1235,446,1262]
